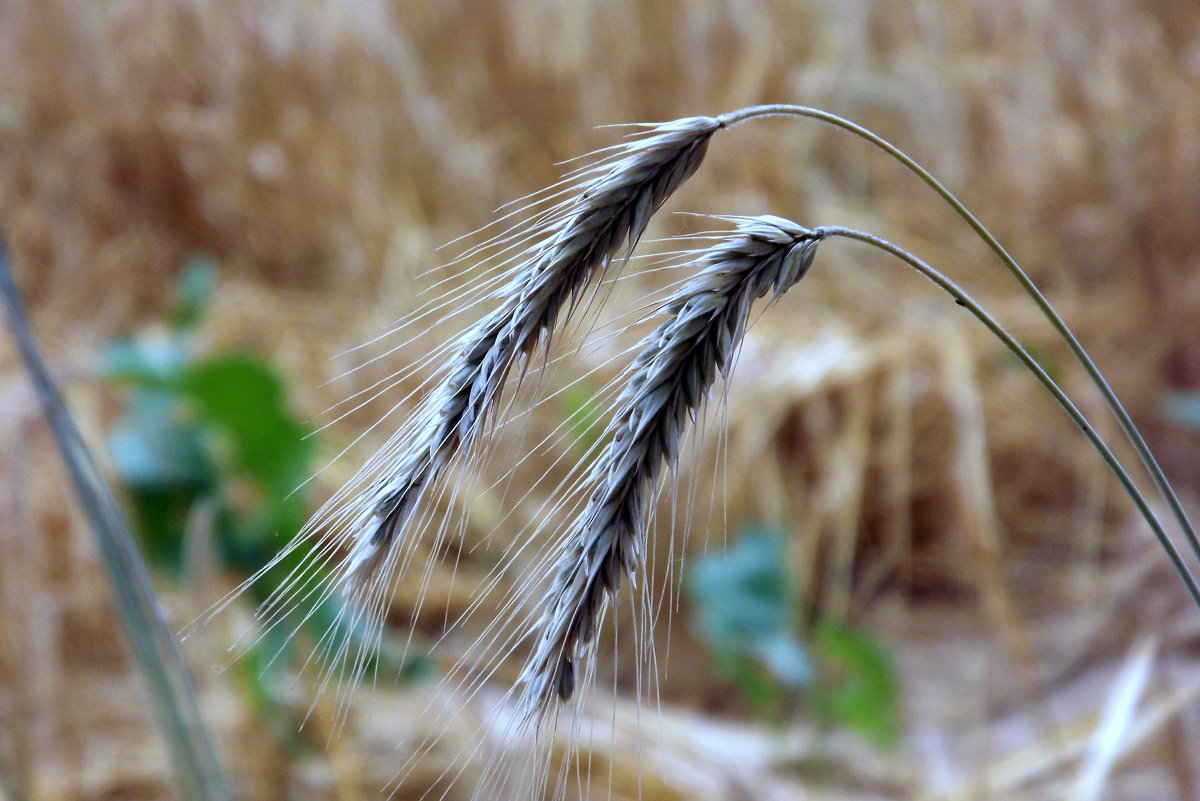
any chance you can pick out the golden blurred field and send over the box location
[3,1,1200,799]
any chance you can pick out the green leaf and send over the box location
[688,527,812,694]
[96,259,418,745]
[727,656,783,719]
[182,353,312,494]
[812,619,901,749]
[560,383,605,457]
[99,337,189,387]
[107,391,214,490]
[755,635,813,687]
[171,255,215,332]
[1163,392,1200,432]
[106,389,218,576]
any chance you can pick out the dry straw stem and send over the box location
[520,216,821,715]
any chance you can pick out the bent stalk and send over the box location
[815,225,1200,609]
[716,105,1199,568]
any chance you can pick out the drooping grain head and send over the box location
[519,216,821,717]
[353,115,722,564]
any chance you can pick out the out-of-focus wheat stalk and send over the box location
[520,216,820,715]
[0,244,232,800]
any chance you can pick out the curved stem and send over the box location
[815,225,1200,610]
[717,104,1199,565]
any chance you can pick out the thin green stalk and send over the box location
[716,104,1199,568]
[0,244,232,801]
[815,225,1200,609]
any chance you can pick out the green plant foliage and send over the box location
[811,619,901,749]
[560,382,606,458]
[170,254,216,332]
[688,527,811,720]
[1163,392,1200,432]
[101,257,426,744]
[101,258,314,575]
[688,525,901,748]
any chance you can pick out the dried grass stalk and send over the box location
[520,216,821,714]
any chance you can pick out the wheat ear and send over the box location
[343,116,721,583]
[519,216,821,714]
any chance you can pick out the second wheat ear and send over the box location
[520,216,822,716]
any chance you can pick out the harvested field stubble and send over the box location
[2,0,1200,799]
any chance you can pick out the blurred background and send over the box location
[2,0,1200,799]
